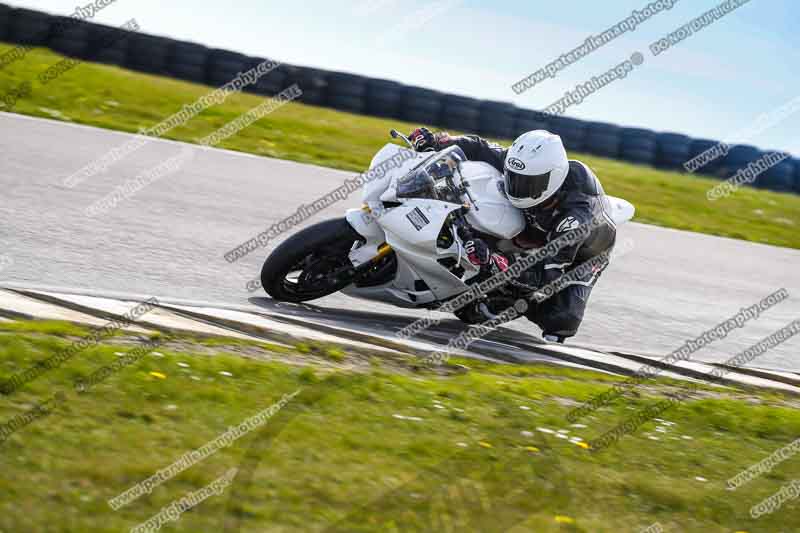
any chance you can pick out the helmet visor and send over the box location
[505,169,551,201]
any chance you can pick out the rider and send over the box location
[408,127,616,343]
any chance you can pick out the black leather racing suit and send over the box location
[439,134,617,338]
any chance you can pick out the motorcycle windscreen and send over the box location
[395,147,467,201]
[425,146,466,182]
[396,170,438,200]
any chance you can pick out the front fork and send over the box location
[345,206,393,269]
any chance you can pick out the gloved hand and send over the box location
[409,127,438,152]
[464,239,490,266]
[490,252,510,273]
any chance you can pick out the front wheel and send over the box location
[261,218,362,302]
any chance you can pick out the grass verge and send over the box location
[0,320,798,532]
[1,44,799,249]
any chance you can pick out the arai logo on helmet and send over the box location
[507,157,526,171]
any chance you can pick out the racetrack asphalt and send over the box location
[2,112,799,371]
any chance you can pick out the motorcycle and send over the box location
[260,130,635,323]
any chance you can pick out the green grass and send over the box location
[1,43,799,249]
[1,323,799,532]
[0,318,92,337]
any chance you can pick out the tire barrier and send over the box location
[327,72,367,114]
[0,4,11,42]
[758,155,795,192]
[206,48,247,88]
[8,8,51,46]
[286,66,328,106]
[247,58,286,96]
[166,40,208,84]
[86,22,129,66]
[795,160,800,193]
[585,122,621,159]
[401,87,442,126]
[125,34,171,75]
[712,145,798,192]
[655,132,691,170]
[620,127,656,165]
[513,109,549,138]
[718,145,761,179]
[441,94,481,134]
[549,116,587,153]
[48,16,91,59]
[688,138,725,177]
[478,100,516,140]
[0,4,797,195]
[366,78,404,119]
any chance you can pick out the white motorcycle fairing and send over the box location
[350,200,472,307]
[341,143,634,309]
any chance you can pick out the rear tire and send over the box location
[261,218,362,302]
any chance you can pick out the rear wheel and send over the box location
[261,218,362,302]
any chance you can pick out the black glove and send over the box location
[409,127,438,152]
[464,239,490,266]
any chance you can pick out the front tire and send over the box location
[261,218,362,302]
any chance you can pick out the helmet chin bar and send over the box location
[540,195,560,209]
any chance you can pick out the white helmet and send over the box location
[503,130,569,209]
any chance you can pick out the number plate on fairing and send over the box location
[406,207,430,231]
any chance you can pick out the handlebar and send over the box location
[390,129,415,150]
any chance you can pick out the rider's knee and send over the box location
[531,308,583,338]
